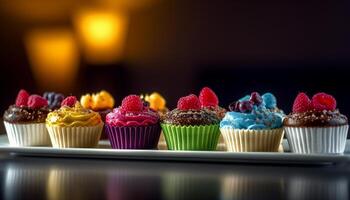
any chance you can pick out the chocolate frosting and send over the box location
[3,105,50,123]
[283,109,348,127]
[162,108,220,126]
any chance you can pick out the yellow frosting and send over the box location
[80,90,114,110]
[46,102,102,127]
[144,92,166,111]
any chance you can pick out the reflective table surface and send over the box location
[0,153,350,200]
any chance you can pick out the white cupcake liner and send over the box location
[4,121,51,147]
[284,125,349,154]
[46,124,103,148]
[220,128,284,152]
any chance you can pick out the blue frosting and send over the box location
[262,93,277,109]
[220,93,284,130]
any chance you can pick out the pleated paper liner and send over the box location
[220,128,284,152]
[4,121,51,147]
[46,124,103,148]
[284,125,349,154]
[105,124,161,149]
[161,124,221,151]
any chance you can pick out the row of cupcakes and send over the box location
[3,89,166,148]
[3,88,349,154]
[161,88,348,154]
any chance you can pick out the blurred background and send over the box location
[1,0,350,117]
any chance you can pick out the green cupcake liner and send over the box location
[161,123,220,151]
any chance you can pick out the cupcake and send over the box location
[220,92,284,152]
[105,95,161,149]
[46,96,103,148]
[3,89,51,146]
[161,93,221,151]
[80,90,115,139]
[284,92,348,154]
[43,92,65,110]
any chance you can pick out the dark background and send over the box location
[1,0,350,116]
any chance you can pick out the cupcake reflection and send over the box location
[107,169,161,200]
[4,163,49,199]
[287,176,348,200]
[162,172,220,200]
[47,168,106,200]
[221,174,284,200]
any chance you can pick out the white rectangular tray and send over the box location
[0,135,349,165]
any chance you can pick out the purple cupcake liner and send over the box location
[105,124,161,149]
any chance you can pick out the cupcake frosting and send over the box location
[283,92,348,127]
[204,107,226,120]
[46,103,102,127]
[106,107,159,127]
[162,109,220,126]
[220,92,284,130]
[4,90,49,123]
[283,109,348,127]
[80,90,115,111]
[3,105,49,123]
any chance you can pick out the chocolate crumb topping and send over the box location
[3,105,50,123]
[283,109,348,127]
[203,106,227,120]
[162,108,220,126]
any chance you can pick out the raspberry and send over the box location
[199,87,219,107]
[239,100,253,113]
[121,95,143,112]
[177,94,201,110]
[61,96,77,107]
[292,92,311,113]
[15,89,30,107]
[311,92,336,111]
[249,92,263,105]
[28,95,48,109]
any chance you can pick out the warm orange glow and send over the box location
[100,0,159,10]
[25,29,79,92]
[1,1,76,22]
[74,10,128,64]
